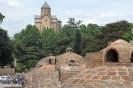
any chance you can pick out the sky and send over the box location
[0,0,133,37]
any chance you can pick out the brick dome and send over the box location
[57,52,85,65]
[102,39,133,65]
[35,56,58,68]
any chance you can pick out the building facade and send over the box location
[34,1,62,32]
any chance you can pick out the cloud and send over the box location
[61,10,82,17]
[83,19,98,25]
[7,1,23,8]
[101,13,116,17]
[1,0,133,37]
[0,0,24,8]
[86,13,93,16]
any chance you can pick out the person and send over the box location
[17,75,21,87]
[11,74,16,87]
[20,79,24,87]
[6,75,10,84]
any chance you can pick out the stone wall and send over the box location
[85,52,103,68]
[37,65,56,71]
[60,66,84,84]
[0,67,15,76]
[24,65,60,88]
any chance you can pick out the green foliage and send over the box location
[80,23,102,56]
[15,67,21,72]
[41,28,57,55]
[11,20,133,71]
[26,59,38,69]
[15,65,26,73]
[73,29,81,54]
[122,23,133,41]
[0,28,13,67]
[0,13,5,24]
[0,13,13,67]
[13,25,41,70]
[100,20,131,47]
[56,25,76,54]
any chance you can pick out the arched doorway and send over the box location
[106,49,118,62]
[131,52,133,63]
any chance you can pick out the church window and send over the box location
[45,19,47,22]
[45,9,47,14]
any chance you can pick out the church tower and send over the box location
[34,1,62,32]
[41,1,51,17]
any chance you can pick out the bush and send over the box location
[15,65,26,72]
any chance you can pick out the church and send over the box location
[34,1,62,32]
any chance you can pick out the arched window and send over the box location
[69,60,75,63]
[106,49,118,62]
[69,60,75,66]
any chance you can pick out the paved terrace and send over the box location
[61,65,133,88]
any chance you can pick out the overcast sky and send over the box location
[0,0,133,37]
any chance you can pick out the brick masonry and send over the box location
[85,52,103,68]
[24,40,133,88]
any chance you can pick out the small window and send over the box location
[49,59,51,64]
[45,9,47,14]
[45,19,47,22]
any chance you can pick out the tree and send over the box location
[80,23,102,56]
[41,28,57,56]
[0,13,13,67]
[0,28,13,67]
[73,29,81,54]
[56,25,76,54]
[67,18,83,29]
[0,13,5,24]
[122,24,133,41]
[100,20,131,47]
[13,25,41,70]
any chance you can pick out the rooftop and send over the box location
[61,65,133,88]
[41,1,51,9]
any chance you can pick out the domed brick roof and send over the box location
[101,39,133,65]
[61,65,133,88]
[35,56,57,68]
[57,52,85,65]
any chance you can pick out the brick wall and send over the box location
[0,68,15,76]
[85,52,103,68]
[37,65,56,71]
[60,66,83,84]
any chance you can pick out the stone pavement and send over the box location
[61,65,133,88]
